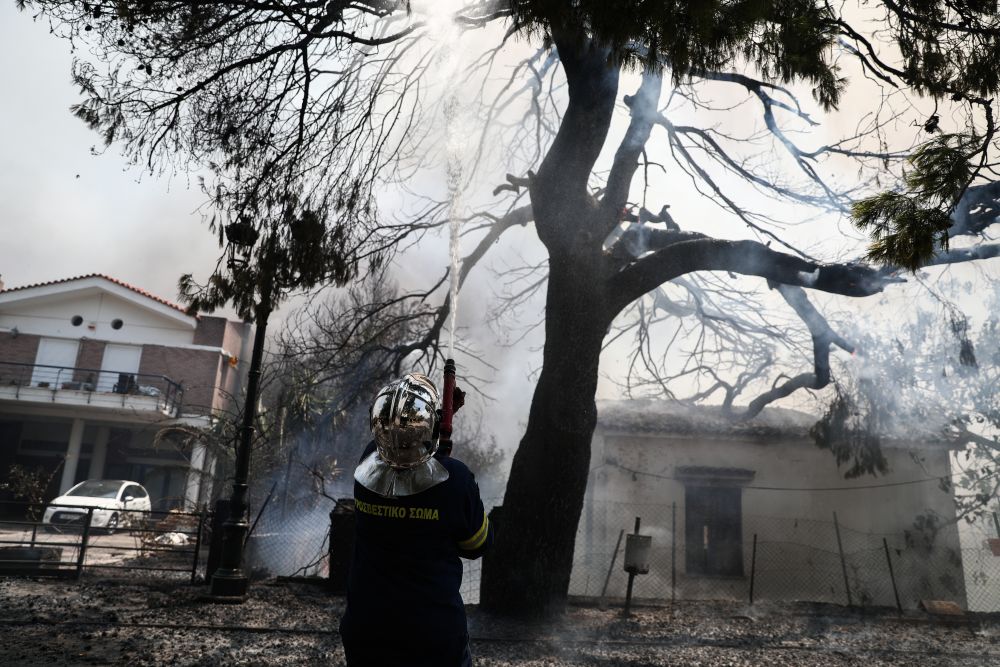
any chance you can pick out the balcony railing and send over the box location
[0,362,184,417]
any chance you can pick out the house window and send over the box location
[685,485,743,576]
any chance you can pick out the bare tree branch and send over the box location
[734,284,854,420]
[607,237,905,316]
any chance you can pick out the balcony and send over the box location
[0,362,184,418]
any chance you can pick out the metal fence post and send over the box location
[600,528,625,600]
[191,508,207,585]
[749,533,758,606]
[833,511,853,607]
[671,501,677,608]
[75,507,94,580]
[623,517,640,617]
[882,537,902,613]
[992,511,1000,539]
[205,499,230,582]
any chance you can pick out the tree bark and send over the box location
[480,28,620,616]
[480,251,611,615]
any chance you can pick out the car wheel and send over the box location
[105,513,119,535]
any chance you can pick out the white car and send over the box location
[43,480,152,534]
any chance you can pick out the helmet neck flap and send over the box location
[354,450,450,497]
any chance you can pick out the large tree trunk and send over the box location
[480,252,611,615]
[479,28,621,617]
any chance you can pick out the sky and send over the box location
[0,3,223,305]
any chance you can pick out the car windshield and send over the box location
[66,481,123,499]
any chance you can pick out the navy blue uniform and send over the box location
[339,442,492,667]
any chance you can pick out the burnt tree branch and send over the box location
[600,73,662,232]
[607,237,905,316]
[734,284,854,420]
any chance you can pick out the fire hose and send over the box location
[438,358,458,458]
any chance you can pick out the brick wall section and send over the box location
[73,340,106,383]
[139,345,223,416]
[0,334,41,385]
[0,333,41,364]
[193,316,227,347]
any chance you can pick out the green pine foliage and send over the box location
[891,0,1000,98]
[178,197,356,319]
[852,133,975,271]
[509,0,844,108]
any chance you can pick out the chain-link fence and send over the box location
[457,500,996,611]
[562,500,983,611]
[243,495,336,579]
[959,518,1000,612]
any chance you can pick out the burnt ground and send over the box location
[0,576,998,666]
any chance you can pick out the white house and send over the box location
[572,399,967,610]
[0,274,252,510]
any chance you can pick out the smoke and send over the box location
[821,273,1000,609]
[831,275,999,443]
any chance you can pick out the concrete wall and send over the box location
[0,289,195,347]
[576,429,966,609]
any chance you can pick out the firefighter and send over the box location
[339,373,493,667]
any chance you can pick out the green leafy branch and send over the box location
[852,133,976,271]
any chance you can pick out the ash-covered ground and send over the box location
[0,577,997,666]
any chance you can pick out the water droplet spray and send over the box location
[446,97,463,359]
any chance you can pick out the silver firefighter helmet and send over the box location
[355,373,449,497]
[371,373,440,467]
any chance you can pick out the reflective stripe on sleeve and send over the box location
[458,514,489,551]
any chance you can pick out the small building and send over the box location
[0,275,252,510]
[572,399,967,609]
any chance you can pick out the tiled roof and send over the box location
[597,399,816,441]
[0,274,192,315]
[596,399,952,448]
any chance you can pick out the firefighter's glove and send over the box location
[453,386,466,413]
